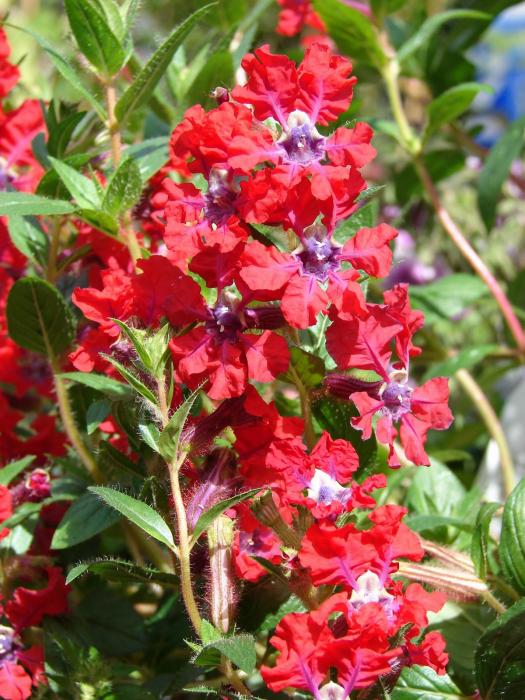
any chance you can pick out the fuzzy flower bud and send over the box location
[186,450,236,533]
[207,515,237,634]
[324,373,382,400]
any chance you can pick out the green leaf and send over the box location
[424,345,498,380]
[500,477,525,594]
[125,137,169,182]
[48,156,100,209]
[190,489,261,543]
[475,598,525,699]
[3,23,105,119]
[0,192,76,217]
[138,423,161,452]
[115,3,216,124]
[64,0,126,76]
[102,355,158,405]
[407,458,466,522]
[397,10,490,64]
[47,111,87,158]
[471,502,500,580]
[477,114,525,230]
[259,595,306,633]
[157,386,202,462]
[102,158,143,217]
[66,558,178,586]
[77,208,119,237]
[89,486,175,550]
[59,371,132,399]
[425,82,493,139]
[86,399,111,434]
[333,199,379,245]
[7,216,49,267]
[410,274,487,322]
[0,456,36,487]
[51,491,122,549]
[313,0,386,68]
[392,665,468,699]
[112,319,154,371]
[282,347,325,391]
[404,514,472,534]
[193,634,256,675]
[7,278,75,356]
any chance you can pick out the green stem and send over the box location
[168,454,203,636]
[52,359,100,480]
[455,368,516,498]
[288,364,316,449]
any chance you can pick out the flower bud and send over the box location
[251,492,302,550]
[244,306,286,330]
[207,515,237,634]
[186,450,236,532]
[324,373,382,400]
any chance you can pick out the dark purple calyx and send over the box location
[279,112,326,165]
[205,303,286,343]
[381,381,412,421]
[11,469,51,508]
[296,234,341,282]
[325,373,382,400]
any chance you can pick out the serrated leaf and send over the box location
[59,371,132,399]
[500,477,525,594]
[102,158,143,216]
[89,486,175,549]
[64,0,126,76]
[113,319,153,371]
[397,10,490,64]
[190,489,261,544]
[103,355,157,405]
[425,82,493,139]
[7,216,50,267]
[475,599,525,699]
[193,634,256,675]
[138,423,161,452]
[471,502,500,580]
[115,3,216,124]
[66,558,178,586]
[51,491,121,549]
[0,456,36,487]
[477,114,525,230]
[157,386,202,462]
[392,665,467,699]
[0,192,76,216]
[313,0,386,68]
[7,278,75,356]
[48,156,100,209]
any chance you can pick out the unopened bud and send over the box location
[186,450,235,532]
[211,86,230,105]
[251,492,302,550]
[324,374,382,400]
[208,515,237,634]
[244,306,286,330]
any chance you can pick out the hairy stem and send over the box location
[51,359,100,480]
[455,368,516,497]
[169,455,203,636]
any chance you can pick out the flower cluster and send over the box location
[62,41,453,697]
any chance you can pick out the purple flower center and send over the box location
[381,381,412,421]
[307,469,352,507]
[204,172,238,225]
[296,236,341,282]
[0,626,18,666]
[239,528,267,555]
[280,122,326,165]
[205,305,243,342]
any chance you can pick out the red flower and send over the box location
[0,484,13,540]
[0,28,20,99]
[5,567,69,631]
[276,0,326,37]
[238,223,396,328]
